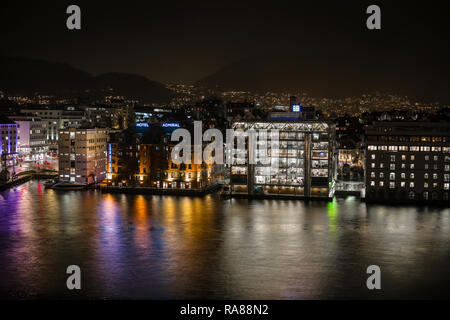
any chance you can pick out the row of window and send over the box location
[370,172,450,180]
[368,145,450,152]
[370,181,450,190]
[368,136,448,143]
[370,162,450,171]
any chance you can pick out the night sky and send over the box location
[1,1,448,84]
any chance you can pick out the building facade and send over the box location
[58,128,109,184]
[229,121,337,199]
[365,122,450,203]
[9,116,48,163]
[106,123,215,189]
[0,117,18,172]
[21,105,88,156]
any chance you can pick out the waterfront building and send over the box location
[0,116,18,172]
[58,128,109,184]
[365,121,450,202]
[106,122,215,189]
[229,119,337,199]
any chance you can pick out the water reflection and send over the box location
[1,181,450,299]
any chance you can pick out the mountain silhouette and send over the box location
[196,48,449,104]
[0,56,172,104]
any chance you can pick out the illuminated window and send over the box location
[401,182,406,188]
[401,173,406,179]
[410,182,414,188]
[410,155,415,161]
[370,181,375,187]
[424,173,429,179]
[389,173,395,180]
[379,181,384,187]
[424,182,429,188]
[410,164,414,169]
[389,182,395,189]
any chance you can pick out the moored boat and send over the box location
[44,179,59,188]
[50,182,87,190]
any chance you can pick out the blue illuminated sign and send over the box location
[292,104,301,112]
[136,122,149,127]
[162,122,180,128]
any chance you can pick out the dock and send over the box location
[0,175,32,191]
[101,184,221,196]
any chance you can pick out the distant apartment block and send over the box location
[365,122,450,203]
[58,128,109,184]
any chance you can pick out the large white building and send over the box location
[58,128,109,184]
[229,120,337,199]
[9,116,48,162]
[21,106,87,156]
